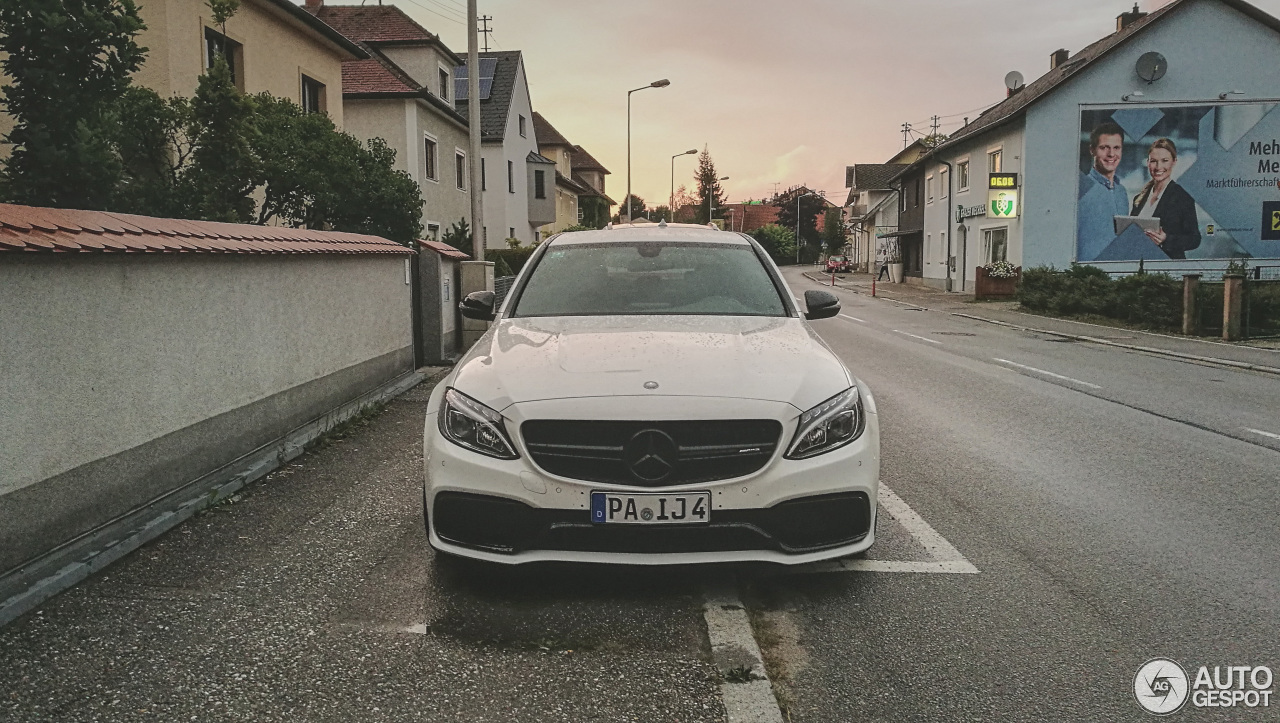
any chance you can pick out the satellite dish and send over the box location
[1136,52,1167,83]
[1004,71,1025,91]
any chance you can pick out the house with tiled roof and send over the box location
[308,1,470,242]
[455,51,553,247]
[841,139,931,274]
[532,112,615,233]
[0,0,366,157]
[569,145,615,228]
[904,0,1280,292]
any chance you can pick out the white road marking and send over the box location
[703,584,785,723]
[1245,427,1280,441]
[796,484,978,575]
[839,314,866,323]
[993,358,1102,389]
[892,329,942,344]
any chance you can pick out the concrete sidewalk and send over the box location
[802,269,1280,375]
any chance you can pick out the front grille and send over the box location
[520,419,783,487]
[433,491,871,555]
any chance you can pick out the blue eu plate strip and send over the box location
[590,492,606,523]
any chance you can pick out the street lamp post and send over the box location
[627,79,670,223]
[795,191,816,263]
[708,175,728,226]
[670,148,697,221]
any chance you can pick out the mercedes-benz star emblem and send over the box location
[623,429,678,482]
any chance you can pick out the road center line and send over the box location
[893,329,942,344]
[1245,427,1280,441]
[839,314,866,323]
[993,358,1102,389]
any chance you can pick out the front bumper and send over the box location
[423,391,880,565]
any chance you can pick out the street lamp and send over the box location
[708,175,728,225]
[627,79,670,223]
[670,148,697,221]
[795,191,817,263]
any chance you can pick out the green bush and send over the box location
[1111,273,1181,328]
[750,224,797,264]
[1017,265,1182,331]
[485,246,537,277]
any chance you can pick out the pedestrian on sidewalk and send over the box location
[876,260,890,281]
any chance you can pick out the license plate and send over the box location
[590,491,710,525]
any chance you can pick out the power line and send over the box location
[399,0,464,26]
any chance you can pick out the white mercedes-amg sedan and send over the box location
[423,223,879,565]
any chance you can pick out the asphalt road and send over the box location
[3,270,1278,722]
[760,267,1280,721]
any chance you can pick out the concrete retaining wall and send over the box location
[0,253,413,617]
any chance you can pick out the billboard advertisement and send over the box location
[1077,103,1280,262]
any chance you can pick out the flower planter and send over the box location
[888,262,904,283]
[974,265,1021,300]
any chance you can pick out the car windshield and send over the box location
[511,241,788,317]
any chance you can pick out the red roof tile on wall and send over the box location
[0,203,414,255]
[420,239,470,260]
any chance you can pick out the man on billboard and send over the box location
[1077,122,1130,260]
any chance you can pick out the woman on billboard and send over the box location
[1130,138,1201,259]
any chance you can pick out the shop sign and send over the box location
[989,173,1019,189]
[989,189,1019,218]
[956,203,987,222]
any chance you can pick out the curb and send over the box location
[951,313,1280,377]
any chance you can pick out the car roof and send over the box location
[548,223,750,246]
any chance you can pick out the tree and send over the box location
[774,186,826,250]
[441,217,471,250]
[693,147,727,224]
[651,205,671,222]
[111,87,194,217]
[0,0,147,209]
[751,224,796,265]
[821,208,846,256]
[251,95,421,243]
[615,194,646,221]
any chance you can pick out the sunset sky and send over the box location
[341,0,1280,207]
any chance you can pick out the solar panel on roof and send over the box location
[454,58,497,100]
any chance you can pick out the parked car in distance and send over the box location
[825,255,852,273]
[424,223,879,566]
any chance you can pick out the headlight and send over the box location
[785,386,865,459]
[437,388,519,459]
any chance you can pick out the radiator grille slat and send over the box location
[521,419,782,487]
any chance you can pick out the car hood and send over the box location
[451,315,850,412]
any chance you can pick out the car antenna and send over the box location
[658,218,667,228]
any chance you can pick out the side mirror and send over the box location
[803,289,840,321]
[459,290,496,321]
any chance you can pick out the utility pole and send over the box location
[930,115,940,137]
[478,15,493,53]
[901,122,912,148]
[467,0,483,260]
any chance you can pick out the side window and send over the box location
[301,75,325,114]
[439,67,450,100]
[534,169,546,199]
[204,27,243,89]
[507,160,514,193]
[455,152,467,190]
[424,137,438,181]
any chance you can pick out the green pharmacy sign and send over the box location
[988,190,1018,218]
